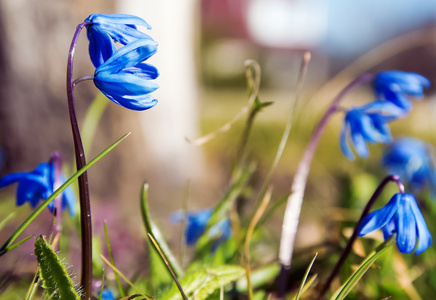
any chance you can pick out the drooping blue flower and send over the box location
[383,137,436,196]
[0,162,76,216]
[99,289,115,300]
[85,13,154,68]
[340,101,405,160]
[170,209,232,246]
[373,71,430,112]
[358,193,432,255]
[93,39,159,111]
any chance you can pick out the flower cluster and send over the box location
[85,14,159,111]
[0,160,75,216]
[170,209,232,248]
[340,71,430,160]
[359,192,432,255]
[383,137,436,196]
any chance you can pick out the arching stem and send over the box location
[66,21,92,299]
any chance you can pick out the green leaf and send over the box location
[294,252,318,300]
[82,93,108,157]
[0,132,130,256]
[161,265,245,300]
[331,237,395,300]
[140,184,184,281]
[34,235,80,300]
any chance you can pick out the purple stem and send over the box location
[50,152,63,251]
[277,73,374,297]
[317,174,404,299]
[67,21,92,299]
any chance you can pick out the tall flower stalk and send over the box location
[277,73,374,296]
[66,21,93,299]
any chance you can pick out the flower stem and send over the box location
[317,174,404,299]
[276,73,374,297]
[67,21,92,299]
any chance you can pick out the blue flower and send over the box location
[99,289,115,300]
[85,13,154,68]
[373,71,430,111]
[383,137,436,196]
[340,101,404,160]
[93,39,159,111]
[358,193,432,255]
[0,162,76,216]
[170,209,232,246]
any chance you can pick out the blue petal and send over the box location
[99,289,116,300]
[339,122,355,160]
[95,39,158,74]
[358,193,400,236]
[407,195,432,255]
[350,132,369,158]
[87,27,117,68]
[124,63,159,80]
[382,218,396,239]
[96,23,153,45]
[382,87,413,111]
[86,14,152,30]
[16,180,46,208]
[396,195,417,254]
[0,172,31,188]
[94,73,159,96]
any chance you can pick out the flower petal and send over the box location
[407,195,432,255]
[86,27,117,68]
[340,122,355,160]
[87,14,152,29]
[396,194,417,254]
[358,193,400,236]
[95,39,158,74]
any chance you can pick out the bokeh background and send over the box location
[1,0,436,298]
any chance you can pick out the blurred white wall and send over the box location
[116,0,205,185]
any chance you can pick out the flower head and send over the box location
[99,289,115,300]
[358,193,432,255]
[93,39,159,111]
[0,161,75,216]
[373,71,430,111]
[340,101,404,160]
[170,209,232,246]
[383,137,436,196]
[85,13,154,68]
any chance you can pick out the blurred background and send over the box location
[1,0,436,298]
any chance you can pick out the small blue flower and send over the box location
[85,13,154,68]
[99,289,115,300]
[358,193,432,255]
[340,101,404,160]
[373,71,430,111]
[0,162,76,216]
[94,39,159,111]
[383,137,436,196]
[170,209,232,246]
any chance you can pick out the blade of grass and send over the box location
[148,234,188,300]
[98,272,105,300]
[1,235,33,254]
[104,222,125,298]
[331,237,395,300]
[250,52,311,217]
[25,271,39,300]
[82,93,108,157]
[244,188,272,300]
[0,132,130,255]
[0,212,15,231]
[294,253,318,300]
[140,184,184,278]
[100,254,139,292]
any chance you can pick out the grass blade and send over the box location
[294,252,318,300]
[331,237,395,300]
[104,222,125,298]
